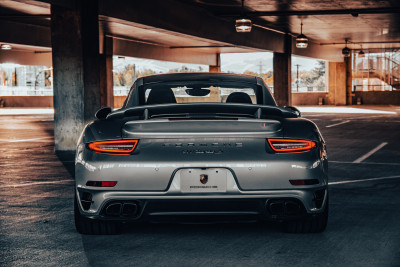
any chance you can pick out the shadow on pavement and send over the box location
[56,150,75,178]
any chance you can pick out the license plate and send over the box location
[180,168,227,193]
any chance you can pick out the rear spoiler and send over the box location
[107,103,298,120]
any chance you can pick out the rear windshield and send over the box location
[139,81,260,105]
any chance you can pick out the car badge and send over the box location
[200,174,208,184]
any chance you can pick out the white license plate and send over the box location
[180,168,227,193]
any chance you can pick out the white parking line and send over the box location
[353,142,388,163]
[330,160,400,166]
[329,175,400,185]
[1,180,74,188]
[325,120,350,128]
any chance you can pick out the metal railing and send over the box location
[0,86,53,96]
[353,84,396,91]
[353,53,400,90]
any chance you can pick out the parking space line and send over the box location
[353,142,388,163]
[325,120,350,128]
[1,180,74,188]
[329,175,400,185]
[330,160,400,166]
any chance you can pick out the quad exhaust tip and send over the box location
[122,203,138,217]
[104,202,139,217]
[105,203,122,216]
[267,199,302,216]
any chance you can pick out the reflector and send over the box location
[86,181,117,187]
[88,140,139,154]
[289,179,319,186]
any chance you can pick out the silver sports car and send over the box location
[75,73,328,234]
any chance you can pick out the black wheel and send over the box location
[283,197,329,234]
[74,195,121,235]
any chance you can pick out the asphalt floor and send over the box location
[0,106,399,266]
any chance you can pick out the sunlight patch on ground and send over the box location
[0,108,54,115]
[298,106,397,114]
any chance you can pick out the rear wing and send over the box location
[107,103,298,120]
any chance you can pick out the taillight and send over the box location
[88,140,138,154]
[267,138,316,153]
[169,118,238,121]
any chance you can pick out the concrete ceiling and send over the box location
[187,0,400,50]
[0,0,400,65]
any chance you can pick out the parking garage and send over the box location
[0,0,400,266]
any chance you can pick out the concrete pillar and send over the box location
[209,53,221,73]
[99,36,114,107]
[345,54,353,105]
[51,0,101,151]
[328,62,346,105]
[273,34,292,106]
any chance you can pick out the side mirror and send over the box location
[95,107,112,120]
[284,106,301,117]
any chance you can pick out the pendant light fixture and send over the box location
[342,39,351,57]
[358,45,365,58]
[296,22,308,48]
[235,0,252,33]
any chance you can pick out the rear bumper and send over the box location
[76,149,328,222]
[76,187,328,222]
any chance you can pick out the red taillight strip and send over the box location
[86,181,117,187]
[267,138,316,153]
[88,139,139,154]
[169,118,238,121]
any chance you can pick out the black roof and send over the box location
[141,72,258,84]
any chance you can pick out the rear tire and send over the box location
[74,195,121,235]
[283,197,329,234]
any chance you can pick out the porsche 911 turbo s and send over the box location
[74,73,328,234]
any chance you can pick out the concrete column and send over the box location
[273,34,292,106]
[51,0,101,151]
[99,36,114,107]
[81,0,102,120]
[345,54,353,105]
[209,53,221,73]
[328,62,346,105]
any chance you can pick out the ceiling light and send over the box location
[342,40,351,57]
[296,23,308,48]
[235,18,252,32]
[359,46,365,58]
[235,0,252,33]
[1,44,12,50]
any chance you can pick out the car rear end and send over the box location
[75,114,328,233]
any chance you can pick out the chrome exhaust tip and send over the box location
[105,203,122,216]
[122,203,138,217]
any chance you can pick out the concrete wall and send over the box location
[354,91,400,105]
[328,62,346,105]
[0,93,328,107]
[2,92,399,108]
[0,96,125,109]
[291,92,329,105]
[114,96,125,108]
[0,96,53,107]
